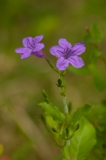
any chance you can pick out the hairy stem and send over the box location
[62,90,71,160]
[44,56,60,74]
[63,96,68,114]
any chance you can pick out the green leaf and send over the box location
[68,104,93,138]
[63,143,70,160]
[45,115,58,130]
[39,102,65,122]
[68,66,90,75]
[70,118,96,160]
[57,79,63,87]
[70,104,93,125]
[90,22,103,43]
[41,89,50,103]
[89,64,106,91]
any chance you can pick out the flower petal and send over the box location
[68,56,84,68]
[21,50,31,59]
[56,57,69,70]
[33,43,44,52]
[33,35,44,44]
[15,48,24,54]
[15,48,31,54]
[18,48,32,59]
[58,38,72,49]
[72,42,86,55]
[22,37,33,48]
[32,51,44,58]
[50,46,64,57]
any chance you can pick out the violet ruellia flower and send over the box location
[50,38,86,70]
[15,35,44,59]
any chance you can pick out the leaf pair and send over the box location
[39,102,65,123]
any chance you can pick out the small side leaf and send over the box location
[41,89,50,103]
[70,104,93,125]
[39,102,65,122]
[45,115,58,131]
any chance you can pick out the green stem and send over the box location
[59,73,71,160]
[44,56,60,74]
[44,55,71,159]
[63,96,70,160]
[63,96,68,114]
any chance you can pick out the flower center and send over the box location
[28,39,35,49]
[64,48,72,59]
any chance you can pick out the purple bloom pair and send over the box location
[15,36,86,70]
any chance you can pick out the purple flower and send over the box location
[50,38,86,70]
[15,35,44,59]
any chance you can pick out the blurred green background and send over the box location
[0,0,106,159]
